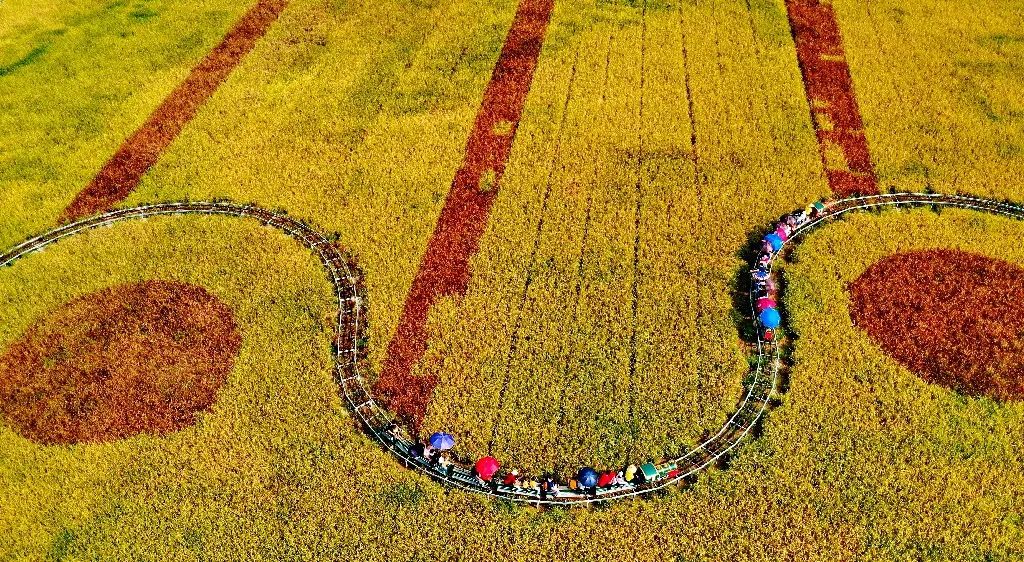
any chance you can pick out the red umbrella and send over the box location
[598,471,614,487]
[756,297,777,311]
[475,456,500,480]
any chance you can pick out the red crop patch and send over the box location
[849,249,1024,401]
[374,0,555,428]
[61,0,289,222]
[0,280,241,444]
[785,0,879,197]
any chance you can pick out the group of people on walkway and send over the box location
[389,201,835,501]
[476,466,636,499]
[406,434,455,475]
[751,201,829,340]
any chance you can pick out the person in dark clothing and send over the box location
[544,477,559,498]
[410,440,425,460]
[425,446,441,467]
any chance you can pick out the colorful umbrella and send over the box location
[475,456,500,480]
[429,432,456,450]
[764,233,784,252]
[759,307,781,329]
[756,297,777,311]
[578,467,599,488]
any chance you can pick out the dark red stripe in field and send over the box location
[61,0,289,222]
[785,0,879,197]
[374,0,555,427]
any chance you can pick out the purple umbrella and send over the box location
[429,432,455,451]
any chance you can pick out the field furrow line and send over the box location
[625,0,648,463]
[486,47,581,454]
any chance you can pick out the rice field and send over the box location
[1,0,1022,559]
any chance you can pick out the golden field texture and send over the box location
[2,210,1021,560]
[119,0,827,474]
[0,0,252,246]
[0,0,1022,559]
[833,0,1024,199]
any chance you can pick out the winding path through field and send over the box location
[5,193,1021,504]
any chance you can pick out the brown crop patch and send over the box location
[0,281,241,444]
[785,0,879,197]
[61,0,289,222]
[374,0,555,428]
[849,249,1024,401]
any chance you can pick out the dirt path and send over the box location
[785,0,879,197]
[374,0,556,427]
[61,0,289,221]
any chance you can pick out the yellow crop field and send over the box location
[0,0,1022,559]
[0,0,253,246]
[833,0,1024,200]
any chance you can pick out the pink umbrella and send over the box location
[475,456,500,480]
[775,226,789,241]
[756,297,777,311]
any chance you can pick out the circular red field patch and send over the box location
[849,249,1024,401]
[0,280,241,444]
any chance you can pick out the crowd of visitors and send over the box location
[388,200,832,501]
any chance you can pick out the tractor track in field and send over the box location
[549,31,614,468]
[625,0,649,464]
[549,195,592,466]
[375,0,557,429]
[62,0,290,221]
[785,0,879,197]
[679,0,703,445]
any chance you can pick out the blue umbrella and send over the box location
[764,233,784,252]
[578,467,599,488]
[429,432,456,450]
[759,307,781,329]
